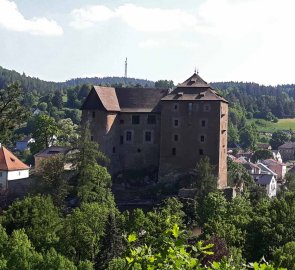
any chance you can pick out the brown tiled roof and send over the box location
[262,159,286,166]
[0,146,29,171]
[177,72,212,88]
[115,88,168,112]
[161,73,228,103]
[94,86,120,111]
[82,86,168,113]
[34,146,70,158]
[278,142,295,149]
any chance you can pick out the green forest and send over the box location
[1,66,295,269]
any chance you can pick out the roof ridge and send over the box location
[1,147,8,170]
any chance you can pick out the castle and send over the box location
[81,72,228,188]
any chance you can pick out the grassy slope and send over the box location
[249,118,295,133]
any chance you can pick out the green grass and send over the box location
[249,118,295,133]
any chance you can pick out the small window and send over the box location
[120,136,124,145]
[90,135,94,141]
[201,120,206,127]
[188,103,193,112]
[172,148,176,156]
[132,115,140,124]
[112,147,116,153]
[120,119,124,124]
[126,131,132,142]
[173,119,179,127]
[0,172,2,177]
[199,149,204,155]
[145,131,152,142]
[137,148,141,153]
[174,134,179,142]
[200,135,205,142]
[147,115,156,124]
[92,111,95,118]
[173,103,179,111]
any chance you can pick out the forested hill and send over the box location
[0,66,154,94]
[63,77,154,88]
[211,81,295,118]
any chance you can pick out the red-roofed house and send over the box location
[0,144,30,189]
[261,159,287,179]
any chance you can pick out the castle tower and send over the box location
[158,72,228,188]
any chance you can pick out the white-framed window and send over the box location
[200,135,205,143]
[125,130,134,143]
[144,130,153,143]
[173,118,180,128]
[132,115,140,125]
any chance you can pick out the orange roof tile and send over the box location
[0,146,29,171]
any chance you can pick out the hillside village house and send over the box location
[15,137,35,152]
[34,146,71,170]
[261,159,286,180]
[252,174,277,198]
[0,144,29,189]
[81,72,228,188]
[278,142,295,161]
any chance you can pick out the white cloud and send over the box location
[196,0,295,38]
[0,0,63,36]
[70,5,115,29]
[116,4,197,32]
[70,4,197,32]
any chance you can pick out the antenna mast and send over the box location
[125,57,127,78]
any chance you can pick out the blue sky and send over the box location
[0,0,295,85]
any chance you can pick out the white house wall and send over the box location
[7,170,29,181]
[267,178,277,198]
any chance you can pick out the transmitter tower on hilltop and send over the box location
[124,57,127,78]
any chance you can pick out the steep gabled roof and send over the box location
[253,174,275,185]
[161,72,228,103]
[93,86,120,111]
[0,146,29,171]
[82,86,168,113]
[278,142,295,149]
[81,86,120,111]
[177,72,212,88]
